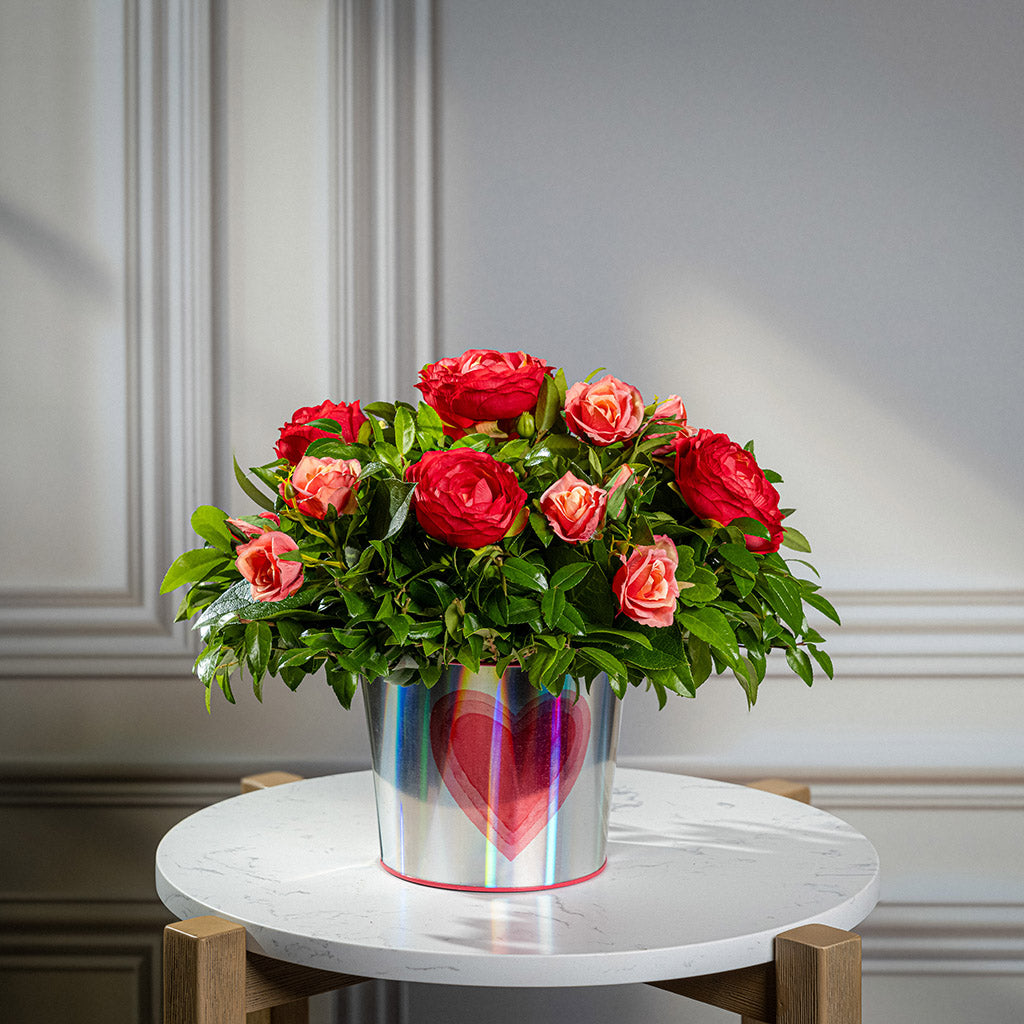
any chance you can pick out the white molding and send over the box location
[332,0,436,405]
[0,0,213,678]
[862,901,1024,975]
[811,780,1024,811]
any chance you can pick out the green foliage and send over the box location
[164,366,838,711]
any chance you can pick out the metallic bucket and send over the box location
[362,665,620,891]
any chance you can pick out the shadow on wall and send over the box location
[635,275,1024,593]
[0,197,116,300]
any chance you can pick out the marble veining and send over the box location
[155,768,879,987]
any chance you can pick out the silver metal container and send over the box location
[362,665,620,891]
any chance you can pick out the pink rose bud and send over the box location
[650,394,696,454]
[612,536,680,628]
[235,531,304,602]
[281,456,361,519]
[539,471,608,544]
[653,394,688,424]
[226,512,281,539]
[564,374,645,446]
[605,465,636,519]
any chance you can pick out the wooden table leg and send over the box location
[164,916,247,1024]
[246,1001,309,1024]
[775,923,862,1024]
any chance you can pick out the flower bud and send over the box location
[516,411,536,437]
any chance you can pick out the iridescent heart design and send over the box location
[429,689,591,860]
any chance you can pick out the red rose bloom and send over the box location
[673,429,784,553]
[406,448,528,548]
[274,400,367,465]
[416,349,551,438]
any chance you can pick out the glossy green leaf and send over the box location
[535,375,561,432]
[550,562,591,590]
[677,607,739,659]
[394,405,416,455]
[502,557,548,592]
[786,646,814,687]
[190,506,234,552]
[244,621,272,686]
[233,456,278,512]
[803,590,841,625]
[160,549,231,594]
[781,526,812,553]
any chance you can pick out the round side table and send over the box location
[156,768,879,988]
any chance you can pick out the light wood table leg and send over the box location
[164,915,247,1024]
[240,771,305,793]
[775,923,862,1024]
[246,1001,309,1024]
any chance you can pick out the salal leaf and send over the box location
[502,557,548,592]
[161,549,231,594]
[196,579,312,632]
[550,562,591,590]
[785,646,814,687]
[781,526,812,553]
[190,505,234,552]
[803,590,841,625]
[807,644,834,679]
[758,573,805,633]
[234,456,278,512]
[394,405,416,455]
[677,607,739,660]
[534,375,561,432]
[580,647,628,683]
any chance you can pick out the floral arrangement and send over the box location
[162,349,838,710]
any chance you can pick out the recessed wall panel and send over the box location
[0,0,129,592]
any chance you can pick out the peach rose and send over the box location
[564,374,645,446]
[612,535,680,628]
[540,471,608,543]
[236,531,303,602]
[281,456,361,519]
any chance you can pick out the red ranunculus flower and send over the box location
[416,350,551,438]
[235,531,304,602]
[274,400,367,465]
[673,429,784,553]
[406,448,528,549]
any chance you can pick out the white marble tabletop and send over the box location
[155,768,879,987]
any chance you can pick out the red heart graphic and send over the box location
[429,689,591,860]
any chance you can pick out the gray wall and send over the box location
[1,2,1022,1022]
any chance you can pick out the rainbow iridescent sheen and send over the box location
[362,665,620,891]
